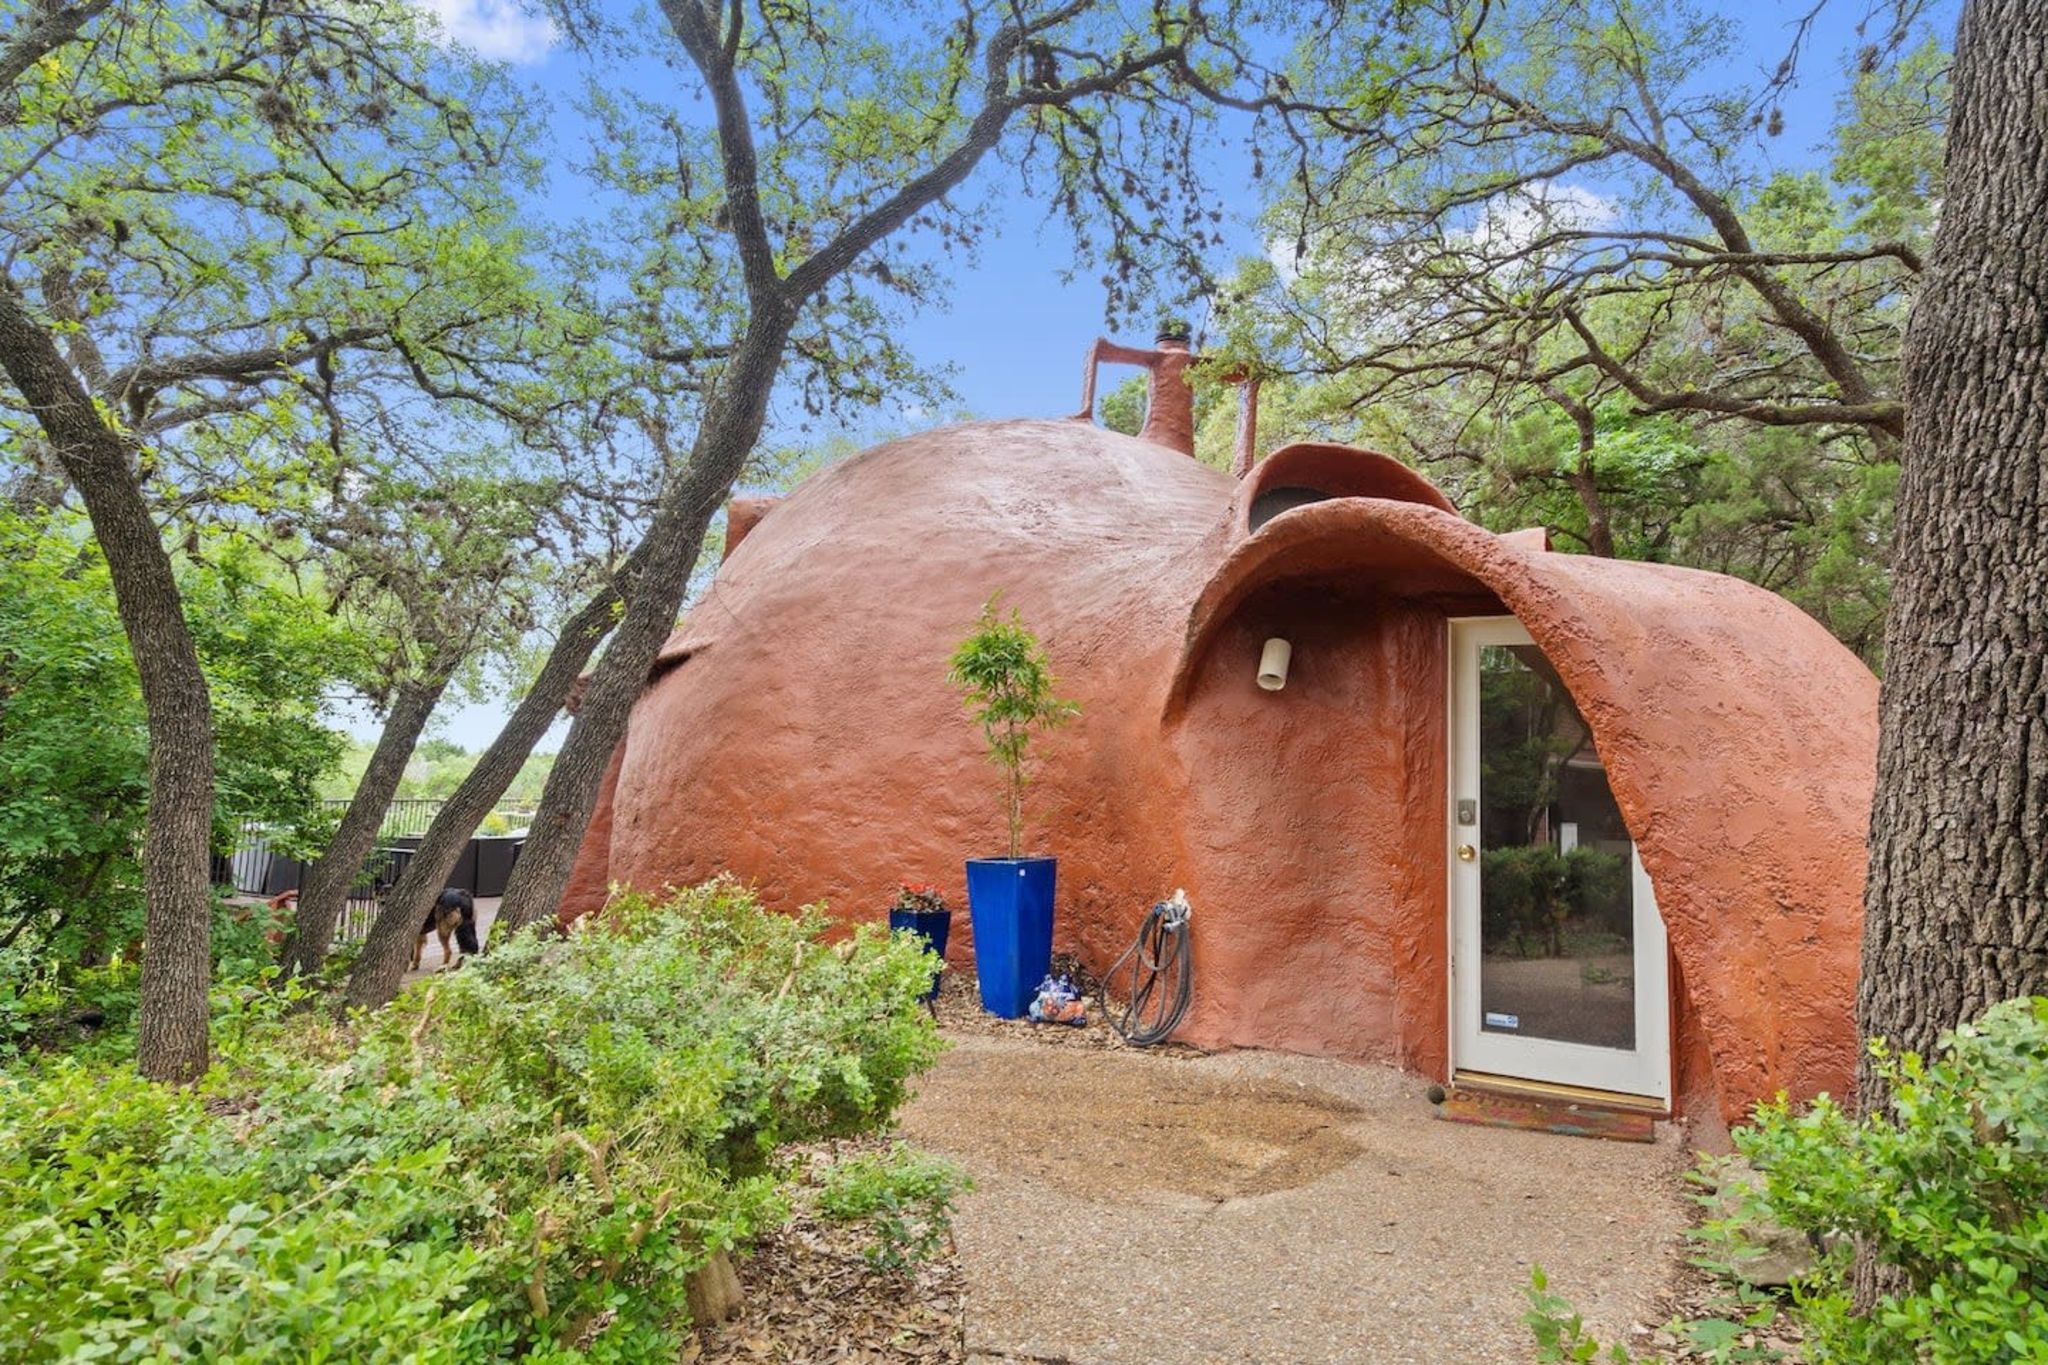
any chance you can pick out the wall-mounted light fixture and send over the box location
[1258,637,1292,691]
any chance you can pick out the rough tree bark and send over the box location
[343,577,628,1009]
[488,0,818,938]
[282,671,453,976]
[1548,388,1616,559]
[1856,0,2048,1104]
[0,284,215,1082]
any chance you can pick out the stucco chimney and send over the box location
[1070,326,1197,457]
[1139,324,1196,456]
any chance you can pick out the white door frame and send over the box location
[1447,616,1670,1102]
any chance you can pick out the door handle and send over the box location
[1457,844,1477,862]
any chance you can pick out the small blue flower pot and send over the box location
[887,906,952,1004]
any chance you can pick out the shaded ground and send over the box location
[902,1032,1690,1364]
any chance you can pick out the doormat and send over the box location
[1436,1087,1656,1144]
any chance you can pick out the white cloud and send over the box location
[1264,235,1304,288]
[1468,181,1617,259]
[411,0,558,64]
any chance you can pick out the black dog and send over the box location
[413,887,480,971]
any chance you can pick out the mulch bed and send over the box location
[691,1142,967,1363]
[1630,1242,1805,1361]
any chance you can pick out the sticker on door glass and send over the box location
[1484,1011,1520,1030]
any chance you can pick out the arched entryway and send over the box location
[1170,493,1872,1122]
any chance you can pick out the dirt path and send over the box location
[900,1033,1688,1364]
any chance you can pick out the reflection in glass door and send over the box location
[1450,618,1669,1101]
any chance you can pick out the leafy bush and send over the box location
[0,1059,492,1363]
[0,948,141,1062]
[0,879,946,1360]
[0,947,58,1056]
[1529,997,2048,1364]
[815,1143,970,1272]
[1731,996,2048,1362]
[0,891,289,1064]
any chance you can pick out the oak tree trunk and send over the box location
[1856,0,2048,1104]
[685,1249,743,1325]
[0,286,215,1082]
[493,311,797,937]
[487,0,1069,936]
[282,672,451,976]
[343,576,629,1009]
[1567,460,1615,559]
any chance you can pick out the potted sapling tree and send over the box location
[947,595,1079,1017]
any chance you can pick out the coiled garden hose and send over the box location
[1099,891,1193,1046]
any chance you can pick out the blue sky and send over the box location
[386,0,1956,750]
[474,0,1952,427]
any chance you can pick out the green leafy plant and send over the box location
[1729,996,2048,1362]
[0,879,945,1360]
[1532,998,2048,1365]
[946,596,1079,859]
[1669,1287,1787,1365]
[1526,1265,1633,1363]
[815,1143,970,1273]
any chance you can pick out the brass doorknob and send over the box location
[1456,844,1477,862]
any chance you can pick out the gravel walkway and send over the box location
[900,1032,1690,1364]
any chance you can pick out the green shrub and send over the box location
[1731,996,2048,1362]
[0,891,287,1065]
[815,1143,970,1272]
[0,948,140,1062]
[0,1059,492,1362]
[0,878,946,1361]
[1529,997,2048,1364]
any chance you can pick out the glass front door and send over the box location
[1449,618,1669,1101]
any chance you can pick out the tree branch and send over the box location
[107,324,385,399]
[659,0,785,307]
[0,0,113,109]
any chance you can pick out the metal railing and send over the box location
[215,798,535,946]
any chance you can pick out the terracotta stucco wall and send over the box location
[1160,585,1451,1073]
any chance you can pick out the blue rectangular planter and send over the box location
[887,907,952,1004]
[964,856,1056,1018]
